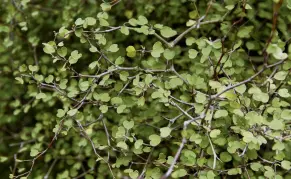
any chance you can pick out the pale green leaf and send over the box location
[160,127,171,138]
[123,120,134,130]
[160,26,177,38]
[99,105,108,113]
[281,110,291,120]
[214,110,228,119]
[149,134,161,146]
[108,44,119,52]
[126,46,136,58]
[67,109,78,116]
[210,129,221,138]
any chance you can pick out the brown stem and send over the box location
[263,0,284,65]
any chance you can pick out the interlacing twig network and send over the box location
[13,0,290,178]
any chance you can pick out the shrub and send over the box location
[1,0,291,178]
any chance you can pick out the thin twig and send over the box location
[160,138,187,179]
[44,158,58,179]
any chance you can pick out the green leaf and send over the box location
[117,105,126,114]
[101,3,111,11]
[267,44,288,60]
[225,5,235,10]
[273,141,285,150]
[89,45,98,53]
[89,61,99,69]
[128,18,138,26]
[123,120,134,130]
[145,74,153,85]
[163,49,175,60]
[206,171,216,179]
[115,127,126,138]
[149,134,161,146]
[151,41,164,58]
[95,93,110,102]
[67,109,78,116]
[227,168,242,175]
[137,96,145,106]
[0,156,8,163]
[190,134,202,144]
[264,168,275,178]
[117,141,128,150]
[85,17,96,26]
[167,156,174,165]
[250,162,263,171]
[189,49,198,59]
[119,71,129,81]
[126,46,136,58]
[278,89,290,98]
[186,19,195,26]
[195,92,206,103]
[281,110,291,120]
[15,77,24,84]
[115,56,125,65]
[57,47,67,57]
[220,152,232,162]
[245,4,252,9]
[129,170,139,179]
[281,160,291,170]
[169,78,183,88]
[0,25,9,33]
[201,45,212,57]
[245,111,264,125]
[36,92,46,99]
[30,149,39,157]
[99,105,108,113]
[211,39,222,49]
[248,86,261,94]
[111,97,123,105]
[237,26,254,38]
[120,26,129,35]
[242,131,255,143]
[186,37,195,46]
[273,51,288,60]
[58,27,69,38]
[269,119,284,130]
[75,18,84,26]
[274,71,288,81]
[19,64,28,72]
[171,169,187,178]
[160,127,171,138]
[34,74,43,82]
[59,79,68,89]
[210,129,221,138]
[69,50,82,64]
[79,81,89,91]
[134,139,143,149]
[214,110,228,119]
[253,92,269,103]
[43,43,55,54]
[181,150,196,166]
[108,44,119,52]
[235,84,246,94]
[137,15,148,25]
[57,109,66,118]
[99,18,109,26]
[151,91,163,99]
[45,75,54,83]
[160,26,177,38]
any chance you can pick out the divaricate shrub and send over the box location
[1,0,291,178]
